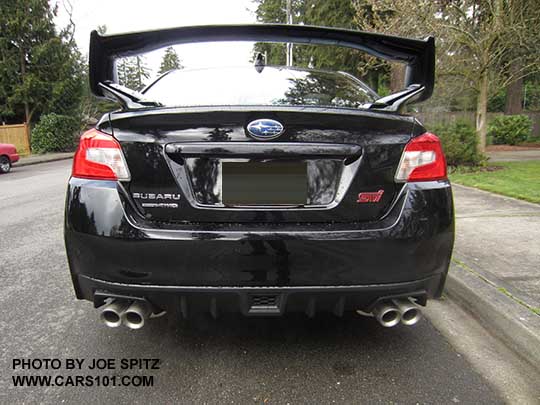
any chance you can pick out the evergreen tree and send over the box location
[117,56,150,91]
[253,0,305,66]
[0,0,84,124]
[252,0,386,92]
[159,47,183,74]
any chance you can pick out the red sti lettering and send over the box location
[357,190,384,203]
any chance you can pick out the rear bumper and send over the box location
[64,178,454,314]
[79,274,443,317]
[10,153,19,163]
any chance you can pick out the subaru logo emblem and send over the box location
[246,119,284,140]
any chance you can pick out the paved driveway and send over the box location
[0,161,503,404]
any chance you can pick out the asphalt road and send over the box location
[0,160,503,404]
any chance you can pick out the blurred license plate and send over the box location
[222,162,307,205]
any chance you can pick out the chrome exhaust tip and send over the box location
[122,301,151,330]
[100,300,130,328]
[372,302,401,328]
[393,298,422,326]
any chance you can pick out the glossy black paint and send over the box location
[108,107,414,223]
[65,175,454,313]
[90,24,434,101]
[66,89,453,315]
[164,142,362,159]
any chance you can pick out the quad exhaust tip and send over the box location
[100,297,420,329]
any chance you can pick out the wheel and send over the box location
[0,156,11,173]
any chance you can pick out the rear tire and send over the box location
[0,156,11,173]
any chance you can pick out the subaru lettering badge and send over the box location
[246,119,284,140]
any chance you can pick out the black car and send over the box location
[65,25,453,330]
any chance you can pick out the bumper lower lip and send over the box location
[79,274,443,317]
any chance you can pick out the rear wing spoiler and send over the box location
[90,24,435,103]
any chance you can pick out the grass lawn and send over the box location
[450,161,540,204]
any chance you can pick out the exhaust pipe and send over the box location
[393,298,422,326]
[372,302,401,328]
[122,301,151,330]
[100,300,130,328]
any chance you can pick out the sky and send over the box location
[52,0,259,81]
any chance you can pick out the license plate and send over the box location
[222,161,307,205]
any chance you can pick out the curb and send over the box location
[445,261,540,373]
[15,154,73,167]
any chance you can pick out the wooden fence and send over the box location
[0,124,31,155]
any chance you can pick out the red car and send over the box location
[0,143,20,173]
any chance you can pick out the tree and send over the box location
[354,0,540,153]
[159,47,183,74]
[117,56,150,91]
[252,0,387,92]
[253,0,306,66]
[503,0,540,114]
[505,71,522,114]
[300,0,359,73]
[0,0,84,125]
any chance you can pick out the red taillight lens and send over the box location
[72,128,130,180]
[395,132,447,182]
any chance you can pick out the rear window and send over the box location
[143,66,377,108]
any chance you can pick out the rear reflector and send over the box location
[395,132,447,182]
[72,128,130,181]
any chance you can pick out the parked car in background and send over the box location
[0,143,19,173]
[65,25,454,331]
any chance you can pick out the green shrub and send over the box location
[488,115,532,145]
[430,121,484,167]
[31,113,80,153]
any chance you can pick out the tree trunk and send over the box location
[24,102,30,125]
[366,70,379,93]
[505,65,523,114]
[476,72,489,153]
[27,107,35,125]
[390,63,405,92]
[20,50,30,124]
[136,57,142,89]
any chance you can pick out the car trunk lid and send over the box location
[108,107,414,224]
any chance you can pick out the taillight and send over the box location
[72,128,130,181]
[395,132,447,182]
